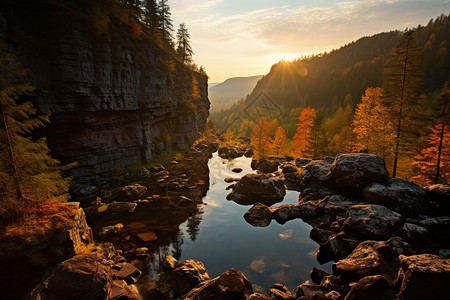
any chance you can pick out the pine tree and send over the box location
[158,0,174,46]
[176,23,193,64]
[304,115,328,158]
[143,0,161,39]
[292,107,315,157]
[383,30,424,178]
[0,45,72,212]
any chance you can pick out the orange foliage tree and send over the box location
[412,123,450,185]
[269,126,289,157]
[292,108,315,157]
[251,117,273,159]
[353,87,395,162]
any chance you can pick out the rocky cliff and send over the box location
[0,0,209,191]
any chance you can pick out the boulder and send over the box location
[244,203,273,227]
[362,178,428,216]
[320,275,348,296]
[396,254,450,300]
[301,159,332,187]
[99,224,123,238]
[317,233,359,264]
[327,154,389,190]
[386,237,414,257]
[283,171,302,191]
[162,256,178,272]
[218,146,243,159]
[310,268,331,285]
[341,204,404,240]
[425,184,450,212]
[170,259,210,296]
[310,228,335,245]
[30,254,139,300]
[112,262,142,284]
[272,204,301,224]
[281,164,298,174]
[293,281,326,297]
[333,241,397,283]
[344,275,395,300]
[417,216,450,247]
[257,159,280,173]
[226,174,286,205]
[232,168,243,173]
[265,288,295,300]
[401,223,429,249]
[181,268,253,300]
[104,184,147,202]
[247,293,272,300]
[295,158,312,167]
[107,202,137,213]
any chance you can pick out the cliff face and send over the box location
[0,0,209,189]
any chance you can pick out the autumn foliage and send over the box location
[292,108,315,157]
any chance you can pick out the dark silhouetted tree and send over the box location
[383,30,424,178]
[158,0,173,46]
[176,23,193,64]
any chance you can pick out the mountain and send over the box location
[212,14,450,133]
[209,75,263,111]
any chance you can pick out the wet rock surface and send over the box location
[227,174,286,205]
[30,254,140,300]
[396,254,450,300]
[170,259,210,297]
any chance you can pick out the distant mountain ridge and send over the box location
[209,75,263,111]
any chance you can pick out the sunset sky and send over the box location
[171,0,449,83]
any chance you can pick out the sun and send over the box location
[273,53,299,63]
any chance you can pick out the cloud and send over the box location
[170,0,449,81]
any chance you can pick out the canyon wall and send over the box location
[0,0,209,191]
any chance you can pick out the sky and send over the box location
[170,0,450,83]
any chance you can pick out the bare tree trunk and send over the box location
[0,99,22,200]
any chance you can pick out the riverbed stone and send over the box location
[162,256,178,272]
[181,268,252,300]
[425,184,450,211]
[316,233,359,264]
[170,259,210,297]
[310,268,332,284]
[226,174,286,205]
[327,153,389,190]
[244,203,273,227]
[362,178,428,216]
[218,146,243,159]
[30,254,139,300]
[344,275,395,300]
[310,228,335,245]
[341,204,404,240]
[395,254,450,300]
[320,275,348,296]
[265,288,295,300]
[103,184,147,202]
[333,241,397,283]
[107,201,138,213]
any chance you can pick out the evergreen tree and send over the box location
[143,0,160,38]
[304,114,328,158]
[0,44,71,212]
[176,23,193,64]
[158,0,174,46]
[383,30,424,178]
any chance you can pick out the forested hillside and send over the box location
[211,14,450,182]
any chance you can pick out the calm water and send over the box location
[174,152,331,290]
